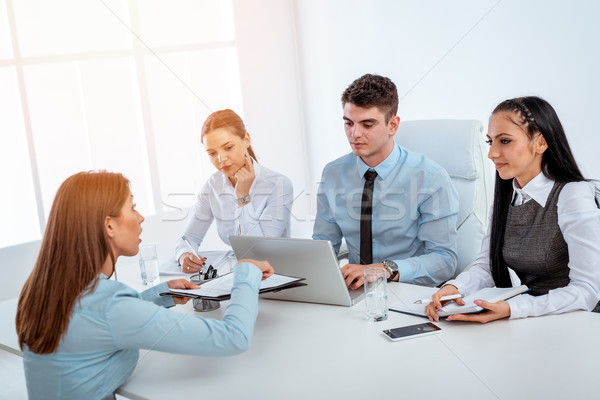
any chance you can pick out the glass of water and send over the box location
[364,268,388,322]
[139,243,160,285]
[225,253,237,274]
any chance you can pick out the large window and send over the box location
[0,0,244,248]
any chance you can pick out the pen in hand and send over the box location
[414,293,463,305]
[181,236,206,272]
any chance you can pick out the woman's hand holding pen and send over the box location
[167,279,200,305]
[178,252,206,274]
[425,284,464,322]
[234,154,255,205]
[425,284,512,323]
[445,300,511,323]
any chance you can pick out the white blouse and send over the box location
[175,163,293,263]
[446,172,600,319]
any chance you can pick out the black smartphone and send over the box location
[382,322,441,342]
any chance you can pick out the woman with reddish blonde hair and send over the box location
[175,109,293,274]
[16,171,274,399]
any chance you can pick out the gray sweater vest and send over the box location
[503,181,600,312]
[503,182,569,296]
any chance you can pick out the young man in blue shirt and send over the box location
[313,74,459,288]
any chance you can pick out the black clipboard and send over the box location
[160,273,307,301]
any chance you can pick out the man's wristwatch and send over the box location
[382,260,398,282]
[236,195,251,205]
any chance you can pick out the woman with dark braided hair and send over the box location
[425,96,600,323]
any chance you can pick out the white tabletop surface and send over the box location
[3,260,600,400]
[117,261,600,400]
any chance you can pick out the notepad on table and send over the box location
[390,285,529,318]
[160,273,306,301]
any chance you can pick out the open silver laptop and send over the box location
[229,236,364,306]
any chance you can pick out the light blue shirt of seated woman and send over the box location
[22,262,263,400]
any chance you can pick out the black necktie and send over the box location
[360,170,378,265]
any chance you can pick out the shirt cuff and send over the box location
[233,262,263,291]
[234,201,255,218]
[506,296,527,319]
[234,204,243,219]
[393,259,406,282]
[174,249,186,266]
[444,279,463,292]
[141,282,176,308]
[234,203,260,235]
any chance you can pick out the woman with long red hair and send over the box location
[16,171,273,399]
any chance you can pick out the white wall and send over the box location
[294,0,600,184]
[4,0,599,250]
[233,0,313,220]
[0,0,243,248]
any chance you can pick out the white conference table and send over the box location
[115,261,600,400]
[2,261,600,400]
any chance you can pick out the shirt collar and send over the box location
[512,172,553,208]
[356,144,401,180]
[252,160,263,179]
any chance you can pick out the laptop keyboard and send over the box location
[348,287,363,301]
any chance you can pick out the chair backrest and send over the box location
[394,119,492,276]
[0,240,42,301]
[0,207,206,300]
[115,206,233,268]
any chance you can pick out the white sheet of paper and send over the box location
[390,288,438,316]
[159,250,235,276]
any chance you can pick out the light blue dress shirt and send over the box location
[22,263,263,400]
[313,144,459,286]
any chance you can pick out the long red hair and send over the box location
[16,171,130,354]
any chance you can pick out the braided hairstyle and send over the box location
[489,96,585,287]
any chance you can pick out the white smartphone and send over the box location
[382,322,441,342]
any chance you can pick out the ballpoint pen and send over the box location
[413,294,463,305]
[181,236,206,273]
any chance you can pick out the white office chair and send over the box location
[0,240,42,301]
[395,119,492,276]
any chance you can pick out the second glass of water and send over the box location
[364,267,388,322]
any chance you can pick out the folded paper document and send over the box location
[161,273,306,301]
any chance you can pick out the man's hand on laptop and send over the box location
[341,263,388,289]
